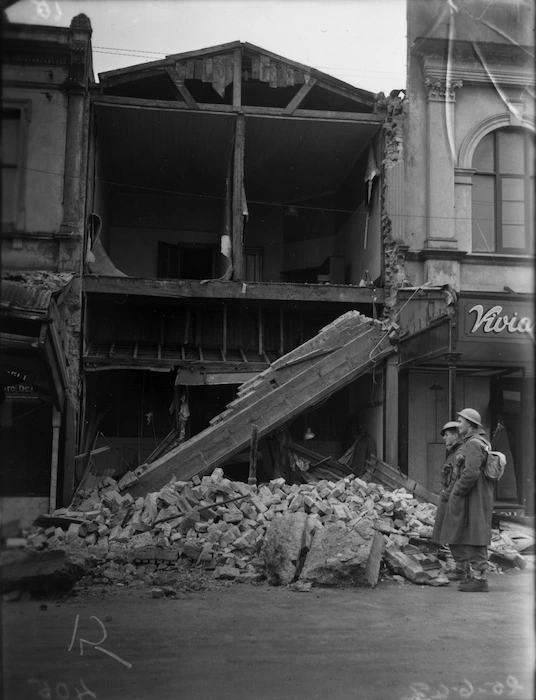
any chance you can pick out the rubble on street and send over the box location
[2,469,532,597]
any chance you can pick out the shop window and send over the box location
[472,128,534,254]
[1,105,29,229]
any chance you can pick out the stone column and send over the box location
[422,79,465,287]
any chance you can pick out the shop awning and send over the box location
[0,277,70,410]
[394,286,455,369]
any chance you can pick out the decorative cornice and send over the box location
[463,253,535,267]
[425,78,462,102]
[412,38,533,70]
[404,250,534,266]
[454,167,476,185]
[415,38,533,90]
[407,249,468,262]
[2,50,71,67]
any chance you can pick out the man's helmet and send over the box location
[456,408,482,427]
[440,421,460,435]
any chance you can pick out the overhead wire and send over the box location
[21,164,508,225]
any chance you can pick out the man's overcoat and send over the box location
[438,427,495,546]
[432,437,464,543]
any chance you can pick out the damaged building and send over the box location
[82,41,393,495]
[1,0,534,529]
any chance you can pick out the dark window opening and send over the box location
[157,243,217,280]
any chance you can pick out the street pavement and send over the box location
[2,569,534,700]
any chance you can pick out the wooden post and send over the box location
[258,307,263,356]
[232,47,242,110]
[222,302,228,359]
[49,406,62,513]
[271,429,291,482]
[447,353,461,420]
[384,354,398,468]
[248,424,259,486]
[232,114,245,279]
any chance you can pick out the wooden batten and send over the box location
[283,77,317,115]
[165,67,198,109]
[93,95,382,123]
[83,275,386,305]
[232,48,242,109]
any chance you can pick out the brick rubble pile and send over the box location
[23,469,529,589]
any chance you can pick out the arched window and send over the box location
[472,127,534,254]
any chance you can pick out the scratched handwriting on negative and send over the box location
[28,678,96,699]
[400,676,525,700]
[68,615,133,669]
[31,0,62,21]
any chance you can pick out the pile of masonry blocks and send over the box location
[25,469,526,588]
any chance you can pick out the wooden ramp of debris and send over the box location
[122,312,394,497]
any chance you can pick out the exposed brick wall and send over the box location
[1,496,50,533]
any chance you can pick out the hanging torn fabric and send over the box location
[363,146,380,249]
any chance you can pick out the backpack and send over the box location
[470,437,507,481]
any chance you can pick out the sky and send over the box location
[6,0,407,94]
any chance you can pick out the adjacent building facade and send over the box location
[390,0,534,514]
[1,0,533,526]
[1,14,93,526]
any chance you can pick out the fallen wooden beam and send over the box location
[289,441,353,478]
[120,313,394,496]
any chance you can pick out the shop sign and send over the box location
[462,298,534,341]
[1,366,36,385]
[4,383,38,399]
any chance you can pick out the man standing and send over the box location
[440,408,495,592]
[432,421,466,580]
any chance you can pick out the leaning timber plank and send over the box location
[236,311,363,396]
[143,324,391,490]
[227,314,377,413]
[363,455,440,506]
[122,316,394,497]
[216,316,376,421]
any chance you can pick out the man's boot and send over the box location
[458,571,489,592]
[446,562,471,582]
